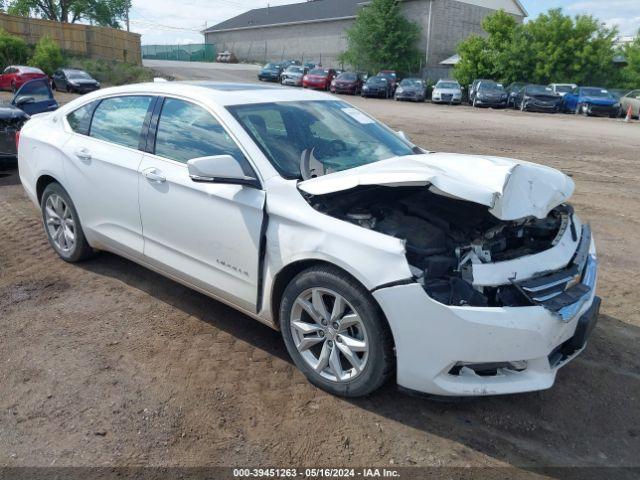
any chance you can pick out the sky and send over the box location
[129,0,640,46]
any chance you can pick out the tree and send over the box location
[6,0,131,28]
[29,36,64,75]
[339,0,422,74]
[0,28,32,67]
[454,8,619,87]
[619,32,640,90]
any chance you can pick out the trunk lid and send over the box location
[298,153,575,221]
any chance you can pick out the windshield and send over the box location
[338,73,357,81]
[227,100,415,180]
[310,69,329,76]
[436,82,459,89]
[581,88,612,98]
[264,63,279,70]
[367,77,387,85]
[555,85,573,93]
[401,79,423,87]
[479,83,504,92]
[286,66,304,74]
[67,70,91,79]
[379,72,396,80]
[527,85,553,95]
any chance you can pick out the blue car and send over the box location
[258,63,283,82]
[562,86,621,117]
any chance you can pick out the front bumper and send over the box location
[432,94,462,104]
[281,78,302,86]
[525,101,561,112]
[396,92,425,101]
[585,104,619,117]
[475,98,507,107]
[373,232,599,397]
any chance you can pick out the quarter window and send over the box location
[67,101,98,136]
[90,96,153,149]
[154,98,247,165]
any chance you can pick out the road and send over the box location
[1,60,639,478]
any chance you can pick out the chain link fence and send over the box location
[142,44,217,62]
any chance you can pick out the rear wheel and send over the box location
[41,183,95,263]
[280,266,394,397]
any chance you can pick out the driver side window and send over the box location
[154,98,248,166]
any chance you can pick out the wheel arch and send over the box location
[36,174,63,204]
[270,259,394,345]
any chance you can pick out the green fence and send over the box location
[142,43,217,62]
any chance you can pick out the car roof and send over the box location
[14,66,43,73]
[58,81,335,108]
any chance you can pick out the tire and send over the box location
[41,183,95,263]
[280,266,394,397]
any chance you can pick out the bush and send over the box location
[0,29,31,67]
[29,37,64,76]
[65,56,154,86]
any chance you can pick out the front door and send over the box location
[12,78,57,115]
[62,95,155,257]
[138,97,265,312]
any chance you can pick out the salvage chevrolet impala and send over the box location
[18,82,600,397]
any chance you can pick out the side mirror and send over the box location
[15,96,35,107]
[187,155,260,189]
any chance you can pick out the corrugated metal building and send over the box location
[203,0,527,75]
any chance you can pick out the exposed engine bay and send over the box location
[307,186,572,308]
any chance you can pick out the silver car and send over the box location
[280,66,307,87]
[431,79,462,104]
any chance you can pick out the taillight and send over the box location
[15,130,20,151]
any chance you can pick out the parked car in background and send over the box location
[468,79,494,105]
[471,81,508,108]
[361,76,394,99]
[377,70,399,93]
[258,63,283,82]
[512,84,562,113]
[0,66,48,92]
[304,62,318,70]
[620,89,640,118]
[303,68,336,91]
[562,87,621,117]
[52,69,100,94]
[280,65,308,87]
[548,83,577,97]
[18,81,600,398]
[505,82,527,107]
[431,79,462,104]
[0,78,58,159]
[330,72,365,95]
[394,78,427,102]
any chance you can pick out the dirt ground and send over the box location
[1,70,639,477]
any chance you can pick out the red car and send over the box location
[0,66,48,92]
[303,68,336,91]
[330,72,367,95]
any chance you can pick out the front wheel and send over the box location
[280,267,394,397]
[41,183,96,263]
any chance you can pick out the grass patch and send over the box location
[65,57,155,86]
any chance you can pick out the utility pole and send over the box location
[125,1,131,32]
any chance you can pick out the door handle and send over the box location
[75,148,92,161]
[143,168,166,183]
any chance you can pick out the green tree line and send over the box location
[454,9,640,89]
[1,0,131,29]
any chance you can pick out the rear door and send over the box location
[62,95,156,258]
[138,97,265,311]
[0,67,14,90]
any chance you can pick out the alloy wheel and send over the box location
[45,194,76,253]
[289,288,369,383]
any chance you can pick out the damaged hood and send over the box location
[298,153,575,221]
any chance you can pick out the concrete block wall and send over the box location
[205,19,353,67]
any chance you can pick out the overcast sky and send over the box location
[130,0,640,45]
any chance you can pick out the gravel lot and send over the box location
[1,65,639,476]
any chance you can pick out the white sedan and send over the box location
[18,81,600,397]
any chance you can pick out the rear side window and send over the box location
[154,98,247,165]
[90,96,153,149]
[67,101,98,135]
